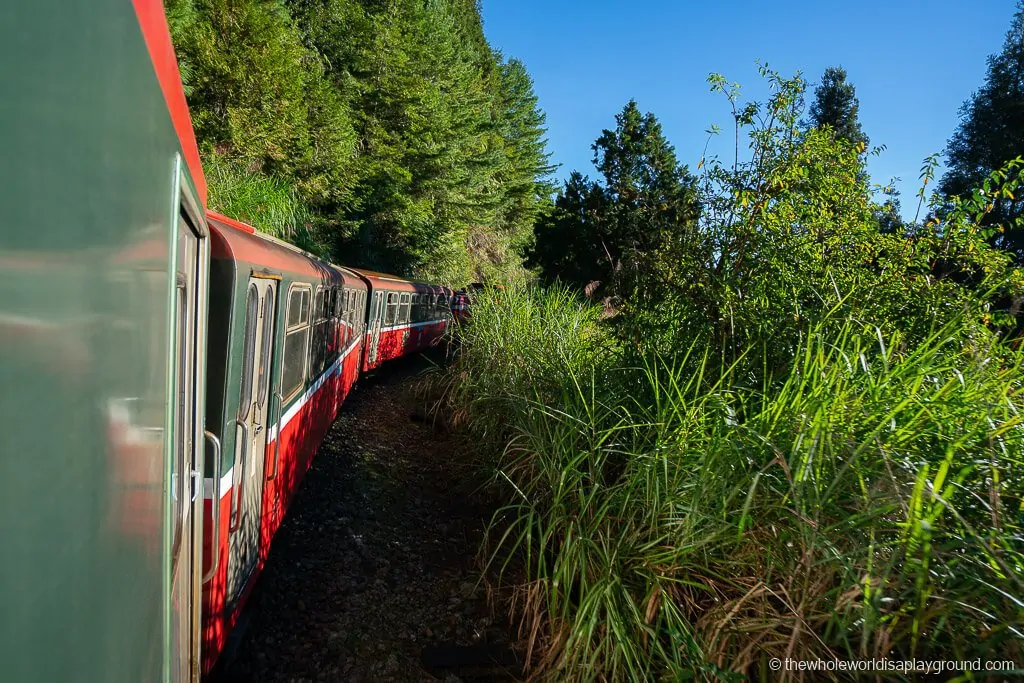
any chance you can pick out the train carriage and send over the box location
[1,1,212,680]
[199,212,372,672]
[354,269,454,371]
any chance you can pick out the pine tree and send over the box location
[530,172,607,288]
[166,0,356,212]
[531,101,699,308]
[940,2,1024,258]
[808,66,868,149]
[494,58,556,257]
[591,100,699,304]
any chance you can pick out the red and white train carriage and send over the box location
[197,212,454,673]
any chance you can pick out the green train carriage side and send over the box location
[0,1,211,681]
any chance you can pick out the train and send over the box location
[0,2,467,681]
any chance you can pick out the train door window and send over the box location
[344,290,352,337]
[238,285,259,421]
[356,288,364,333]
[350,290,357,339]
[257,287,274,404]
[341,289,351,346]
[282,284,311,400]
[412,294,421,322]
[172,280,187,558]
[400,293,411,324]
[310,286,329,376]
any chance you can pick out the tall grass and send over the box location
[204,153,331,259]
[441,287,1024,680]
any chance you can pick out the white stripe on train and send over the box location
[201,335,360,500]
[200,316,448,500]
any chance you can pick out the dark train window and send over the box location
[411,294,421,322]
[343,289,352,345]
[238,285,259,420]
[282,284,312,400]
[310,286,330,377]
[359,291,366,331]
[354,291,363,335]
[385,292,398,325]
[400,293,411,324]
[348,291,356,337]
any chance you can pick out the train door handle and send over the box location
[229,420,249,532]
[202,430,222,583]
[267,392,283,481]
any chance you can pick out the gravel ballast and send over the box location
[216,353,522,683]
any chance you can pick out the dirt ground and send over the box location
[214,353,522,683]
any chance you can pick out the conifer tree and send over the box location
[940,2,1024,258]
[808,66,868,149]
[531,172,607,288]
[591,100,699,303]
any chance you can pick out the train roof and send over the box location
[347,267,453,294]
[206,211,336,281]
[135,0,206,205]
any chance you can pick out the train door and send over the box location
[369,290,384,366]
[170,184,207,683]
[226,277,277,604]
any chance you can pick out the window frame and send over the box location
[282,282,313,402]
[385,291,399,326]
[399,292,411,324]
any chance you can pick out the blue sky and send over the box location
[480,0,1016,219]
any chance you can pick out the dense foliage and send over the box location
[531,100,700,317]
[165,0,553,283]
[443,65,1024,679]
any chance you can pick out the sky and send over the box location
[480,0,1017,220]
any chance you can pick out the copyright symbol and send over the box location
[769,658,782,671]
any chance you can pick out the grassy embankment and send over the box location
[436,286,1024,681]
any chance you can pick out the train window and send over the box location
[385,292,398,325]
[172,282,186,558]
[238,285,259,420]
[287,287,310,328]
[400,293,411,324]
[355,291,363,335]
[348,291,356,338]
[343,290,352,345]
[282,284,312,400]
[310,286,330,376]
[412,294,422,322]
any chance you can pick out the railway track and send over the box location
[214,353,522,683]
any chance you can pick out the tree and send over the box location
[591,101,700,308]
[530,101,699,307]
[808,66,868,149]
[530,172,607,288]
[940,2,1024,258]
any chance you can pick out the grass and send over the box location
[437,285,1024,681]
[204,153,331,259]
